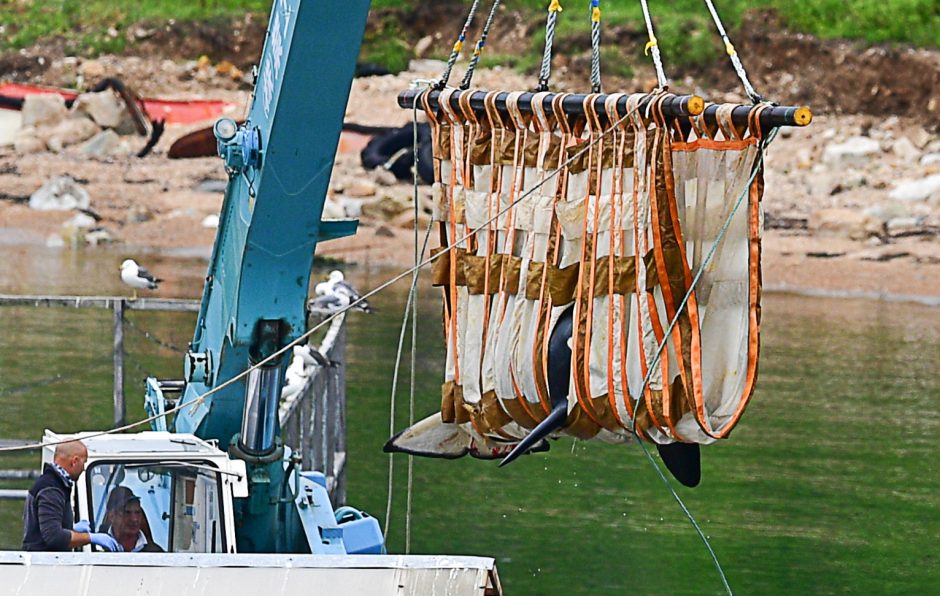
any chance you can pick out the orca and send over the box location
[386,304,702,486]
[498,306,574,467]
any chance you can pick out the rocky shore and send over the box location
[0,56,938,301]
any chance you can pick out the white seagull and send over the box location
[120,259,161,300]
[280,345,334,402]
[313,270,372,313]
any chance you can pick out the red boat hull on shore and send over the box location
[0,82,236,125]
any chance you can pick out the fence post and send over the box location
[112,299,126,428]
[334,320,347,506]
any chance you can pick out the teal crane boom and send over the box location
[152,0,374,553]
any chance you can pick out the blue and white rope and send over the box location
[437,0,481,90]
[590,0,602,93]
[461,0,503,89]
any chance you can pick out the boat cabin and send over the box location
[44,430,247,554]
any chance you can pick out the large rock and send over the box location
[79,59,106,79]
[79,129,128,158]
[62,212,97,229]
[886,216,925,237]
[414,35,434,59]
[21,94,67,128]
[863,203,913,224]
[29,176,91,211]
[13,126,46,153]
[821,136,881,166]
[321,198,346,220]
[360,195,410,219]
[888,174,940,202]
[808,208,882,240]
[71,91,136,134]
[44,116,101,152]
[920,153,940,166]
[344,179,378,198]
[891,137,920,162]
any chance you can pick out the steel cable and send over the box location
[590,0,602,93]
[537,0,563,91]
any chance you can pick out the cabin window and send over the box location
[86,461,226,553]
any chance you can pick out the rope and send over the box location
[385,82,437,545]
[639,0,668,89]
[590,0,602,93]
[460,0,503,90]
[437,0,482,90]
[537,0,563,91]
[628,126,779,596]
[382,257,414,539]
[405,87,424,555]
[702,0,763,103]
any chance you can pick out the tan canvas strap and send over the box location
[438,89,463,387]
[715,103,744,141]
[626,92,667,436]
[420,90,444,185]
[569,93,610,430]
[528,93,575,418]
[747,103,772,140]
[603,92,634,428]
[643,93,691,440]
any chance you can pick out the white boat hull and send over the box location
[0,552,502,596]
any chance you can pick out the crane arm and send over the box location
[173,0,372,449]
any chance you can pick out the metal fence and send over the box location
[0,296,348,503]
[279,312,348,505]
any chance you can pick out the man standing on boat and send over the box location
[21,439,119,552]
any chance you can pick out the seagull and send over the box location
[280,345,336,402]
[120,259,161,300]
[292,344,335,368]
[313,270,372,313]
[308,292,351,314]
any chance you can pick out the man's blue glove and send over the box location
[73,520,92,534]
[89,533,120,552]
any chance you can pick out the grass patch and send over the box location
[360,17,411,74]
[0,0,270,54]
[1,0,937,67]
[478,51,540,75]
[495,0,939,69]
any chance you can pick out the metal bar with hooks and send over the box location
[398,89,812,128]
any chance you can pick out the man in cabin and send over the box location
[22,439,119,551]
[102,486,164,552]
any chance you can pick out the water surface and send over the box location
[0,248,937,594]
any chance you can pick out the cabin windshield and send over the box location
[85,460,226,553]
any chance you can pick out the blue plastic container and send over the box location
[335,507,385,555]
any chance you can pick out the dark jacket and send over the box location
[22,463,74,551]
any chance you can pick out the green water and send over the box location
[1,248,938,594]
